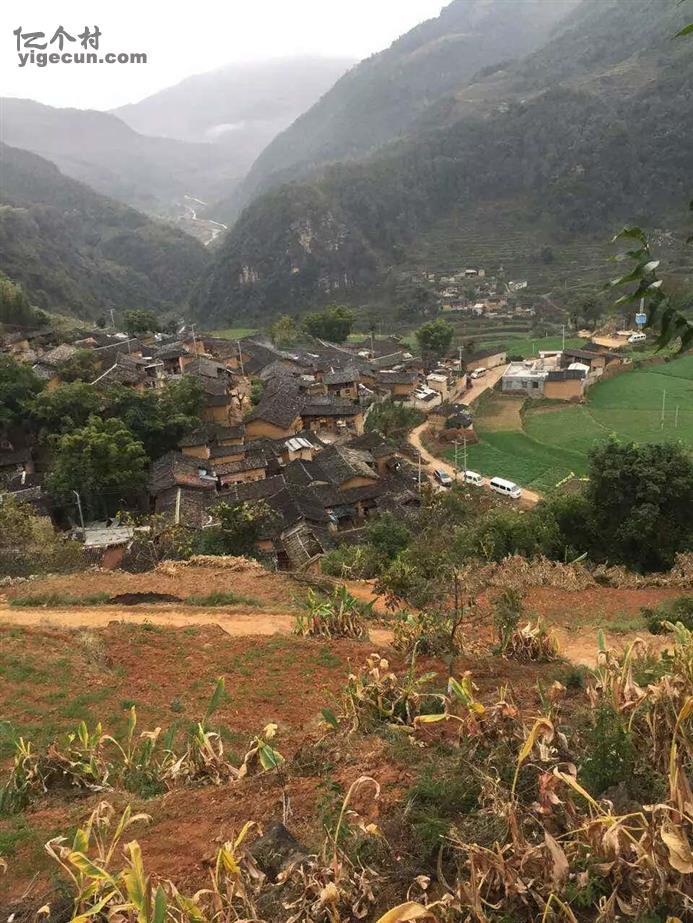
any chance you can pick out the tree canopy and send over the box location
[303,306,354,343]
[0,355,43,428]
[415,319,454,358]
[47,416,148,520]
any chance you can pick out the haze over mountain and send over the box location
[0,143,207,319]
[113,57,354,148]
[194,0,693,325]
[222,0,580,220]
[1,58,352,219]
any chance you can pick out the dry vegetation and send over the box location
[0,558,691,921]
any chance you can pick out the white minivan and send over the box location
[628,331,647,344]
[463,470,483,486]
[490,476,522,499]
[470,368,486,380]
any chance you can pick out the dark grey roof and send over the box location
[300,398,360,418]
[376,369,418,386]
[247,384,304,428]
[149,452,216,493]
[221,475,287,503]
[324,367,359,385]
[216,455,267,477]
[312,445,377,486]
[345,431,397,458]
[547,369,587,381]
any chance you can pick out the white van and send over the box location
[463,470,483,486]
[628,331,646,344]
[490,476,522,499]
[470,368,486,380]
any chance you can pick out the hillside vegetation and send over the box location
[0,143,208,318]
[195,0,693,325]
[227,0,580,218]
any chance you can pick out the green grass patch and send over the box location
[478,334,588,357]
[185,591,260,607]
[207,327,258,339]
[10,592,111,608]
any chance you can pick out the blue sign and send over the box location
[635,312,647,327]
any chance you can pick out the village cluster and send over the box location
[0,319,638,571]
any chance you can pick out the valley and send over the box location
[0,2,692,919]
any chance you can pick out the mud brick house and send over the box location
[149,451,217,527]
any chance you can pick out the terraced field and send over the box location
[447,355,693,494]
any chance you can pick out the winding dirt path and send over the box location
[406,364,540,506]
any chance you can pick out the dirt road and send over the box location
[0,604,393,646]
[407,365,541,506]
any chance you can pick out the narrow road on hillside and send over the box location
[407,364,541,506]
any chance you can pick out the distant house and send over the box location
[149,452,217,527]
[300,399,364,436]
[323,367,360,401]
[466,349,507,371]
[216,453,268,488]
[502,360,587,400]
[560,347,625,375]
[92,353,163,391]
[245,387,304,440]
[375,369,419,400]
[426,372,449,401]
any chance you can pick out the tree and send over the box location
[123,310,160,337]
[207,500,278,558]
[29,381,102,435]
[103,377,204,461]
[415,319,454,358]
[586,440,693,571]
[57,349,100,383]
[303,306,354,343]
[0,274,40,328]
[47,416,148,520]
[365,401,423,439]
[0,356,43,428]
[269,314,299,346]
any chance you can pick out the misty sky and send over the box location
[2,0,445,110]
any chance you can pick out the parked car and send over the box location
[463,470,483,486]
[470,368,487,380]
[628,331,647,344]
[489,476,522,499]
[434,469,453,487]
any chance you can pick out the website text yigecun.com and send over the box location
[14,25,147,68]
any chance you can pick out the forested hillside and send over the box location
[0,143,208,318]
[223,0,580,219]
[195,0,693,325]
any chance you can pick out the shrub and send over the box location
[580,703,633,796]
[321,544,383,579]
[643,595,693,634]
[294,585,371,640]
[392,610,458,656]
[492,587,524,653]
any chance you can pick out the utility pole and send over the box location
[190,323,198,354]
[417,454,422,492]
[109,308,116,330]
[660,389,666,429]
[454,441,458,481]
[72,489,85,531]
[562,324,565,351]
[675,405,680,429]
[236,340,245,376]
[463,435,468,474]
[459,345,463,376]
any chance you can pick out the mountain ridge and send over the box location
[0,142,208,319]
